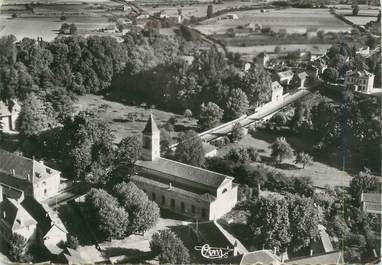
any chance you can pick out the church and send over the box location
[133,114,238,220]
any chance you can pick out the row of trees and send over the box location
[85,182,160,240]
[248,194,320,253]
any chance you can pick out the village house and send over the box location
[271,81,284,102]
[0,149,61,202]
[360,192,381,214]
[291,71,308,89]
[0,99,20,133]
[0,188,37,244]
[276,70,294,85]
[345,70,375,94]
[133,114,238,221]
[256,52,270,67]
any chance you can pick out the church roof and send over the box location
[0,148,60,183]
[136,157,232,189]
[142,113,159,134]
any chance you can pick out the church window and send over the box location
[191,205,195,214]
[171,199,175,209]
[161,195,166,205]
[152,192,156,201]
[222,188,228,194]
[181,202,185,213]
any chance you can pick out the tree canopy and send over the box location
[174,130,205,167]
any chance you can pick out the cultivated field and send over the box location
[193,8,353,35]
[332,4,379,25]
[74,95,197,143]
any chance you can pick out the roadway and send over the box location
[200,88,312,142]
[43,184,89,209]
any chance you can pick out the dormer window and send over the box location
[46,168,52,174]
[16,219,21,225]
[222,188,228,194]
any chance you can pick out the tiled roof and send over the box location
[0,149,60,183]
[362,193,381,203]
[240,250,281,265]
[131,175,216,202]
[297,71,308,79]
[277,70,294,79]
[142,113,159,134]
[136,157,232,189]
[285,251,343,265]
[0,198,37,231]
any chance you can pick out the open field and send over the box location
[227,43,331,59]
[332,4,379,25]
[193,8,353,35]
[74,94,197,143]
[217,133,352,189]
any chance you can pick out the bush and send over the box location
[247,147,261,162]
[66,235,79,249]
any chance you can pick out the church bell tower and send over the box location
[141,113,160,161]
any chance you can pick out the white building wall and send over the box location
[33,173,60,202]
[209,184,238,220]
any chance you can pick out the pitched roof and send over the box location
[346,69,374,78]
[297,71,308,79]
[136,157,232,189]
[142,113,159,134]
[285,251,344,265]
[0,149,60,183]
[0,198,37,231]
[277,70,294,79]
[240,250,281,265]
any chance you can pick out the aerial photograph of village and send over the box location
[0,0,380,264]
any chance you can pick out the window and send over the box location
[201,208,206,218]
[152,192,156,201]
[161,195,166,205]
[191,205,195,214]
[181,202,185,213]
[222,188,228,194]
[171,199,175,209]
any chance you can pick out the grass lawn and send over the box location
[217,132,352,188]
[74,94,197,143]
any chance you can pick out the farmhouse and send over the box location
[345,70,375,94]
[133,114,238,220]
[0,99,20,133]
[0,149,61,202]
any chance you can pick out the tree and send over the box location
[349,169,378,201]
[322,67,338,83]
[8,234,33,263]
[114,182,160,234]
[207,5,213,18]
[352,5,359,16]
[287,194,320,252]
[17,93,56,136]
[365,36,377,49]
[66,235,79,249]
[248,196,291,251]
[116,135,142,168]
[175,130,205,167]
[241,66,272,106]
[230,122,245,142]
[69,23,78,35]
[198,102,224,130]
[60,23,70,34]
[247,147,261,162]
[150,230,190,264]
[184,109,192,119]
[85,188,130,240]
[270,137,294,163]
[224,147,250,164]
[225,88,249,120]
[294,152,313,169]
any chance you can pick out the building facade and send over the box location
[345,70,375,94]
[133,114,238,220]
[0,99,20,133]
[271,81,283,102]
[0,149,61,202]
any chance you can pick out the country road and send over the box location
[200,88,312,142]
